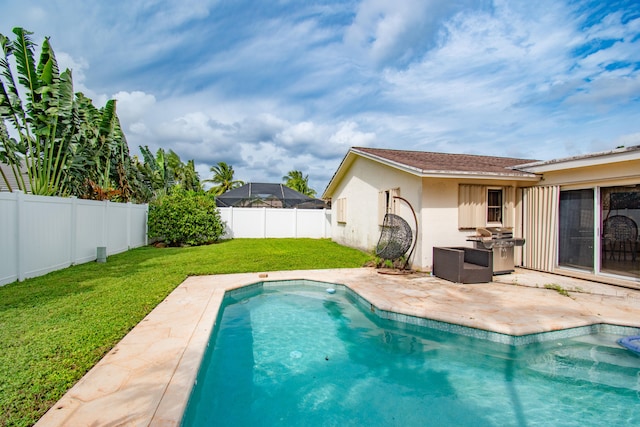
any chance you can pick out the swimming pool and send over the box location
[182,281,640,426]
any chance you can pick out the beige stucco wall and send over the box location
[330,155,535,271]
[329,156,423,265]
[420,178,532,270]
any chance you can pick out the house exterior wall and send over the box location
[420,178,531,270]
[421,179,459,269]
[522,157,640,284]
[0,161,30,193]
[326,147,639,286]
[329,155,534,271]
[329,156,423,263]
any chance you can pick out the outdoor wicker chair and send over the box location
[603,215,638,262]
[432,246,493,284]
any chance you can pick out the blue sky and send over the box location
[2,0,640,193]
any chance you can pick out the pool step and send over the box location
[527,345,640,391]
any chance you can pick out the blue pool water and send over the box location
[182,283,640,426]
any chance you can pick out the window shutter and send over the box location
[390,187,400,214]
[337,198,347,223]
[379,188,401,225]
[458,184,486,229]
[522,186,559,271]
[503,186,515,228]
[378,191,386,225]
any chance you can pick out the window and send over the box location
[487,189,503,224]
[378,188,400,225]
[459,185,513,229]
[336,198,347,223]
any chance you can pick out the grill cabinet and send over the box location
[467,227,525,274]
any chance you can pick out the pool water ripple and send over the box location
[182,284,640,427]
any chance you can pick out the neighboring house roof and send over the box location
[323,147,539,198]
[515,144,640,173]
[0,160,30,193]
[216,182,327,208]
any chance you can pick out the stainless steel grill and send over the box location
[466,227,525,274]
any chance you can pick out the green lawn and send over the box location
[0,239,369,427]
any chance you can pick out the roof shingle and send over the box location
[353,147,538,176]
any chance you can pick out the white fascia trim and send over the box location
[517,147,640,173]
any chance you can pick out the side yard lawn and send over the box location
[0,238,369,427]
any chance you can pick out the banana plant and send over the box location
[0,27,75,195]
[166,150,201,192]
[0,32,29,192]
[0,28,146,202]
[137,145,175,197]
[181,159,202,192]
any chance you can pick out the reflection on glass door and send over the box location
[601,185,640,279]
[559,189,594,270]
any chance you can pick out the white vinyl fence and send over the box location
[0,191,148,286]
[219,207,331,239]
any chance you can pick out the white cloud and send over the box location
[344,0,485,66]
[329,121,376,148]
[613,132,640,147]
[114,91,156,125]
[564,75,640,108]
[2,0,640,191]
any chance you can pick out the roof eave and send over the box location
[321,150,358,199]
[322,148,539,199]
[351,147,424,176]
[353,147,538,179]
[418,171,540,180]
[517,145,640,173]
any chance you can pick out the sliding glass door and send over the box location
[558,189,594,270]
[600,185,640,279]
[558,185,639,279]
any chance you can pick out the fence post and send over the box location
[16,191,25,282]
[144,204,149,246]
[102,200,109,255]
[70,196,77,264]
[262,207,267,238]
[127,202,132,250]
[294,208,298,238]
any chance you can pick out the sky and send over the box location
[2,0,640,194]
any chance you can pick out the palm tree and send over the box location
[283,170,316,197]
[203,162,244,195]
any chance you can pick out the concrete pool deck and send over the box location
[35,267,640,426]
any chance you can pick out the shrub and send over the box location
[148,190,225,246]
